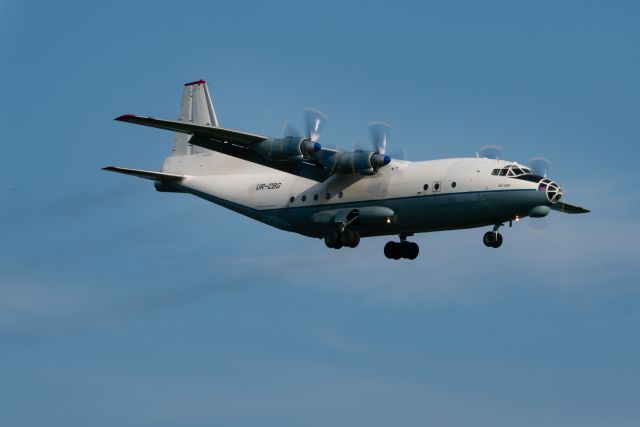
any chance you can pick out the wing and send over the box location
[115,114,266,146]
[551,202,590,214]
[115,114,332,182]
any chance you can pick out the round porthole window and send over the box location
[314,194,319,201]
[289,196,294,203]
[434,183,440,191]
[423,184,428,191]
[451,181,457,188]
[325,193,331,200]
[338,191,343,198]
[302,195,307,202]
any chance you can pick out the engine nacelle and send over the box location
[251,136,320,161]
[336,150,391,175]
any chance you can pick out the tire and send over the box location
[384,241,400,259]
[483,231,495,247]
[340,229,360,248]
[349,231,360,248]
[324,230,341,249]
[407,242,419,260]
[391,243,402,260]
[492,233,503,248]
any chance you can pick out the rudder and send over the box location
[172,79,219,155]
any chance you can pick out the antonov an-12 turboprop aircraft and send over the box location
[105,80,589,260]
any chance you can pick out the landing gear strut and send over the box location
[324,229,360,249]
[384,234,419,260]
[483,224,503,248]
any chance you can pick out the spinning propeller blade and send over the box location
[368,122,390,154]
[304,108,326,142]
[479,145,503,159]
[529,157,551,177]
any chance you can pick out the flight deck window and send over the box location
[499,169,507,176]
[492,169,499,175]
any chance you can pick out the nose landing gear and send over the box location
[384,234,419,260]
[483,224,503,248]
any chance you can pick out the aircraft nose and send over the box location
[537,178,563,203]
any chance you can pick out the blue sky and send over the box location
[1,0,639,425]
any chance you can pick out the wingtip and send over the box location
[184,79,206,86]
[115,114,137,121]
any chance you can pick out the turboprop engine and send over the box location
[251,108,326,162]
[335,122,392,175]
[336,150,391,175]
[251,136,321,161]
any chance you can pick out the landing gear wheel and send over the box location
[324,230,342,249]
[403,242,419,260]
[340,229,360,248]
[385,241,419,260]
[483,231,495,247]
[384,241,401,260]
[492,233,503,248]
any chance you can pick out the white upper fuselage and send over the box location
[163,153,537,208]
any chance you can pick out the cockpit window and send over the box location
[494,164,534,177]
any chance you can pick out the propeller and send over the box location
[368,122,392,168]
[478,145,503,159]
[369,122,390,154]
[280,108,326,158]
[529,157,551,178]
[304,108,326,142]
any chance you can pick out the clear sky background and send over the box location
[1,0,639,426]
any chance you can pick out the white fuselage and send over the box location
[159,152,553,238]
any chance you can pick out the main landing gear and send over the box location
[483,224,503,248]
[384,234,419,260]
[324,229,360,249]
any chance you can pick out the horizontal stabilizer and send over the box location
[102,166,184,182]
[115,114,266,146]
[551,202,590,214]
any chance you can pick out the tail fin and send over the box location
[172,80,219,155]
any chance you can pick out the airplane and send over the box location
[104,79,589,260]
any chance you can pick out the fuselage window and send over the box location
[289,196,294,203]
[423,184,428,190]
[301,195,307,202]
[338,191,343,198]
[433,182,441,192]
[313,194,319,201]
[451,181,457,188]
[325,193,331,200]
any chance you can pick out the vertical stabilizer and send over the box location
[172,80,219,155]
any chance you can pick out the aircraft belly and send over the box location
[282,189,545,238]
